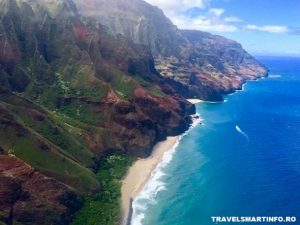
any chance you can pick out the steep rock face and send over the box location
[73,0,186,57]
[81,86,194,158]
[0,153,83,225]
[74,0,268,101]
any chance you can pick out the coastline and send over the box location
[119,76,269,224]
[121,136,180,225]
[121,99,203,225]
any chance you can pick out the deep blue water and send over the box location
[131,56,300,225]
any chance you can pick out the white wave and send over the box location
[130,115,202,225]
[237,83,246,92]
[228,84,246,97]
[235,125,249,140]
[207,101,221,104]
[269,74,281,78]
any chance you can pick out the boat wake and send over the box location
[130,115,202,225]
[235,125,249,140]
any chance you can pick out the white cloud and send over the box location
[144,0,240,32]
[172,8,238,32]
[144,0,291,35]
[144,0,239,33]
[144,0,208,13]
[245,25,289,34]
[224,16,243,23]
[209,8,225,17]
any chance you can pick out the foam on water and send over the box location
[269,74,281,78]
[130,115,202,225]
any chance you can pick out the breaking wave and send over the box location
[130,115,202,225]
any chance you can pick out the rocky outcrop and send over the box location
[0,153,83,225]
[83,86,194,157]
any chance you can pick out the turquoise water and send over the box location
[131,56,300,225]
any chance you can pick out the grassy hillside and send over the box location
[0,90,100,193]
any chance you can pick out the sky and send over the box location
[144,0,300,57]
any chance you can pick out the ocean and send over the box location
[131,56,300,225]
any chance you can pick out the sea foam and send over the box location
[130,115,202,225]
[269,74,282,78]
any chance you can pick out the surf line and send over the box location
[235,125,249,140]
[129,115,202,225]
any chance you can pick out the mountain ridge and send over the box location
[74,0,268,101]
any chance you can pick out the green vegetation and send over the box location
[71,86,108,101]
[15,140,97,192]
[144,85,165,98]
[56,72,71,94]
[9,105,95,168]
[111,70,137,99]
[0,93,100,193]
[132,76,165,98]
[58,101,107,125]
[0,126,100,193]
[56,69,109,101]
[71,152,135,225]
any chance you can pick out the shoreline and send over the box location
[119,76,269,224]
[120,99,203,225]
[121,136,181,225]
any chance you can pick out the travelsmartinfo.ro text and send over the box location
[211,216,297,223]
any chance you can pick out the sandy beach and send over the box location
[187,98,204,104]
[121,136,180,225]
[121,99,203,225]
